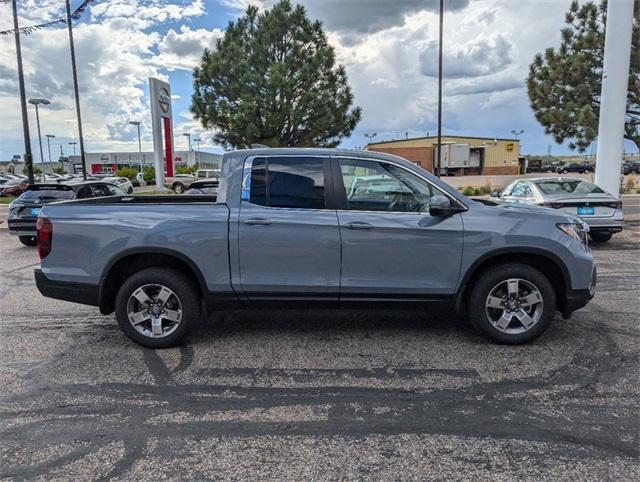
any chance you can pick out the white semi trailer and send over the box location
[434,143,480,176]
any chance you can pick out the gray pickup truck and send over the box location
[35,148,596,347]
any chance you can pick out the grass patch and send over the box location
[0,196,16,204]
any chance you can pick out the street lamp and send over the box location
[28,98,50,171]
[69,142,78,156]
[183,133,192,165]
[364,133,377,145]
[511,129,524,154]
[193,137,201,164]
[45,134,55,172]
[129,121,143,171]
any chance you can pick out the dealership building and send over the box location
[66,150,222,175]
[367,135,522,175]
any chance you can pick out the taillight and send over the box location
[36,217,53,260]
[605,201,622,209]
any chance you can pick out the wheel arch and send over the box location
[98,247,207,315]
[456,247,570,314]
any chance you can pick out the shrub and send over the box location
[142,166,155,182]
[53,166,67,175]
[462,186,475,196]
[624,175,637,193]
[115,167,138,180]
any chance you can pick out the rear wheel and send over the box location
[468,263,556,344]
[172,183,185,194]
[590,231,612,243]
[115,268,200,348]
[18,235,37,247]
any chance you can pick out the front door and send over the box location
[238,155,341,298]
[335,157,464,297]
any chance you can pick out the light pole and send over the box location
[183,133,192,165]
[69,142,77,156]
[436,0,444,178]
[129,121,143,171]
[28,98,50,172]
[193,137,201,165]
[511,129,524,154]
[364,133,377,146]
[45,134,55,172]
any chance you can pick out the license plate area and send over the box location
[577,206,594,215]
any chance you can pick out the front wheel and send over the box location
[590,231,612,243]
[468,263,556,344]
[18,235,37,246]
[115,268,200,348]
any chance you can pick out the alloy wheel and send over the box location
[126,283,183,338]
[484,278,544,334]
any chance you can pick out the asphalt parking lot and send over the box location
[0,214,638,479]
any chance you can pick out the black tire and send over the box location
[468,263,556,344]
[127,187,133,194]
[173,183,185,194]
[18,235,37,246]
[590,231,612,243]
[115,267,200,348]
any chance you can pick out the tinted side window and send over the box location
[510,182,531,197]
[249,157,325,209]
[91,184,114,197]
[76,186,93,199]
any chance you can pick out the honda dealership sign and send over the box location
[149,77,175,187]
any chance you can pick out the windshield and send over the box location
[18,188,74,202]
[535,179,605,195]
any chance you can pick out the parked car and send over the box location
[165,169,221,193]
[104,176,134,194]
[556,162,593,174]
[34,148,596,348]
[184,180,219,195]
[0,178,29,197]
[8,182,126,246]
[546,161,565,173]
[492,177,623,242]
[621,161,640,175]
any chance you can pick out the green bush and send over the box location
[175,164,198,175]
[462,186,475,196]
[23,165,43,175]
[53,166,67,175]
[115,167,138,180]
[142,166,155,182]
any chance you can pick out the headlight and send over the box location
[557,223,588,244]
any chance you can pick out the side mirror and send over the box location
[490,191,500,198]
[429,194,460,217]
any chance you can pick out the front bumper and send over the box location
[35,268,100,306]
[562,265,596,318]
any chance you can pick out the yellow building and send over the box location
[367,135,522,175]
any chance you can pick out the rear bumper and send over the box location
[8,218,37,236]
[563,266,596,318]
[35,268,99,307]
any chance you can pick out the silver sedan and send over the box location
[493,177,623,243]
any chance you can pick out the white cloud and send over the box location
[153,25,224,71]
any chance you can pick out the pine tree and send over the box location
[191,0,362,149]
[527,0,639,152]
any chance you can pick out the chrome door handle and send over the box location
[344,221,374,230]
[243,218,272,226]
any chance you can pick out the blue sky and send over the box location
[0,0,636,163]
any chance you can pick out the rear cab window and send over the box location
[535,180,604,195]
[245,156,327,209]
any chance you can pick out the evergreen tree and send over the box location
[191,0,361,149]
[527,0,639,151]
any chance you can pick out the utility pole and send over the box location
[69,142,77,156]
[183,133,192,165]
[193,137,201,165]
[594,0,634,195]
[12,0,34,184]
[436,0,444,178]
[45,134,55,172]
[66,0,87,180]
[129,121,143,171]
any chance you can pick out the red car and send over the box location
[1,179,29,197]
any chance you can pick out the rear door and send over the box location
[334,157,464,297]
[237,155,341,298]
